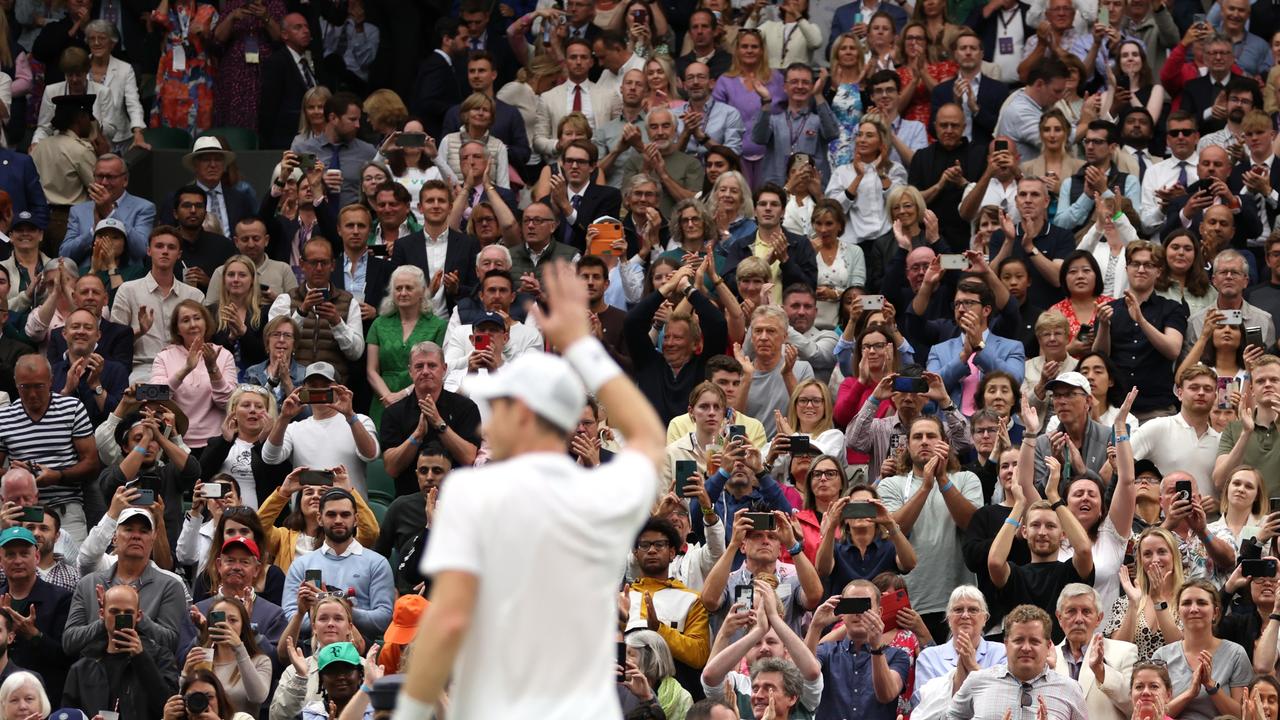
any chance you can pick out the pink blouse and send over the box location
[150,343,237,448]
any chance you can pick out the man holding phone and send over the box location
[268,237,366,383]
[805,579,909,720]
[1216,355,1280,496]
[958,137,1022,229]
[0,526,71,703]
[847,366,972,484]
[924,279,1025,413]
[1182,250,1276,356]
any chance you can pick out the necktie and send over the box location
[205,188,225,235]
[563,194,581,243]
[1177,160,1188,187]
[960,351,982,416]
[300,55,317,88]
[572,85,583,113]
[329,145,342,173]
[1136,152,1146,180]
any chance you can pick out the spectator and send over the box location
[161,668,255,720]
[679,61,744,161]
[861,70,928,167]
[173,478,244,575]
[30,0,88,86]
[148,0,218,134]
[662,381,727,487]
[84,21,146,153]
[441,298,543,392]
[290,92,378,207]
[880,414,981,641]
[909,104,983,246]
[261,362,379,498]
[293,86,332,150]
[925,278,1026,412]
[996,56,1070,161]
[258,13,318,150]
[710,31,784,187]
[1048,251,1112,356]
[0,526,71,704]
[1132,365,1221,503]
[806,579,910,720]
[32,47,106,150]
[100,410,201,553]
[30,95,96,233]
[508,200,580,288]
[392,181,480,313]
[269,595,364,720]
[17,504,78,591]
[1103,526,1185,662]
[594,71,649,190]
[205,217,299,304]
[847,366,971,483]
[0,355,97,545]
[1149,578,1251,720]
[745,306,814,436]
[1183,250,1276,355]
[242,316,307,410]
[411,18,471,140]
[50,306,128,425]
[62,583,176,718]
[913,586,1007,699]
[197,380,284,505]
[149,299,236,450]
[751,63,837,189]
[0,670,48,719]
[256,465,379,576]
[207,255,271,377]
[374,442,450,593]
[544,139,622,255]
[381,120,445,222]
[623,630,693,719]
[21,256,79,350]
[1029,372,1112,491]
[1140,112,1200,236]
[190,507,288,613]
[1,212,48,317]
[282,488,394,640]
[365,265,446,427]
[72,219,147,308]
[168,185,236,293]
[439,51,530,169]
[181,595,272,716]
[1054,121,1142,235]
[1162,145,1262,245]
[532,38,620,160]
[157,139,255,242]
[719,184,817,295]
[677,9,733,80]
[1159,469,1236,581]
[266,238,364,384]
[618,107,702,219]
[667,355,767,450]
[625,517,712,689]
[438,95,511,191]
[814,484,916,590]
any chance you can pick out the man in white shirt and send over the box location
[393,262,665,719]
[267,237,365,383]
[442,276,542,390]
[1139,110,1199,235]
[109,229,204,382]
[1234,109,1280,246]
[593,29,645,96]
[1132,364,1221,511]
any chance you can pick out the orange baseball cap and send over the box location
[384,594,429,645]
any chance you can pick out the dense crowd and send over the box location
[4,0,1280,718]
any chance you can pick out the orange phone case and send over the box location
[589,220,624,256]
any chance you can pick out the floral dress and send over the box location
[828,81,863,168]
[887,628,919,716]
[212,0,285,128]
[898,61,957,134]
[1048,296,1114,342]
[1103,595,1182,662]
[151,0,219,134]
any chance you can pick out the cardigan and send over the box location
[256,486,380,574]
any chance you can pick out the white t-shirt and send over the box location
[422,450,658,720]
[220,437,259,508]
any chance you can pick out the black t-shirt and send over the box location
[379,389,482,496]
[374,491,427,593]
[963,504,1031,632]
[1003,560,1094,642]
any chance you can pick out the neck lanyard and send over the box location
[787,109,810,146]
[997,7,1018,33]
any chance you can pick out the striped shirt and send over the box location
[0,396,92,506]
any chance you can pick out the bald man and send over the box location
[0,467,80,569]
[0,356,98,544]
[1162,145,1263,246]
[259,12,321,149]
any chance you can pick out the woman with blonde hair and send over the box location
[197,381,283,507]
[743,0,821,68]
[826,31,866,167]
[294,85,331,144]
[209,254,268,378]
[438,93,510,188]
[362,88,409,143]
[1206,465,1266,563]
[152,298,237,449]
[366,265,445,427]
[712,29,784,187]
[643,54,685,113]
[272,593,368,720]
[497,52,565,167]
[1105,526,1185,661]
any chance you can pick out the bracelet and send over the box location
[1206,681,1222,696]
[347,415,360,425]
[390,695,436,720]
[564,337,623,394]
[133,445,147,455]
[938,480,954,494]
[408,435,421,446]
[1051,499,1067,511]
[360,684,375,695]
[1004,517,1021,529]
[1269,613,1280,622]
[787,541,803,556]
[1114,433,1130,443]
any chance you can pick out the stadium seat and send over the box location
[199,127,259,151]
[366,457,396,507]
[142,127,192,150]
[369,500,388,526]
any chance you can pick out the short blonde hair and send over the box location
[736,256,771,282]
[1034,312,1070,337]
[362,89,408,133]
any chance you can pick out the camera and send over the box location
[185,692,210,714]
[136,384,171,403]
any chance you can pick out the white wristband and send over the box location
[391,695,436,720]
[564,337,623,393]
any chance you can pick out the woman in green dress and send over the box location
[365,265,446,428]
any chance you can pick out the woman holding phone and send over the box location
[256,465,380,574]
[179,597,272,715]
[383,118,447,223]
[1176,308,1253,385]
[1048,251,1113,357]
[814,480,916,590]
[662,382,728,491]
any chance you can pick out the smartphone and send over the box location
[317,287,332,302]
[113,612,134,630]
[1117,74,1131,91]
[367,244,390,258]
[1193,12,1207,26]
[841,501,878,520]
[675,460,698,495]
[1077,323,1094,338]
[1242,558,1279,578]
[892,376,929,394]
[834,596,873,615]
[744,512,776,531]
[1220,309,1244,325]
[994,139,1009,152]
[632,8,647,22]
[1246,326,1266,350]
[130,488,154,506]
[881,588,910,631]
[136,384,172,403]
[1217,377,1233,409]
[1098,5,1109,26]
[305,569,323,587]
[728,425,747,441]
[296,152,316,169]
[300,387,335,405]
[734,584,755,611]
[940,254,968,271]
[793,153,810,168]
[789,435,812,456]
[1174,479,1193,503]
[1270,497,1280,513]
[396,132,427,148]
[19,506,42,523]
[201,483,224,499]
[207,611,226,626]
[473,334,492,352]
[616,641,628,682]
[860,294,885,311]
[299,469,336,486]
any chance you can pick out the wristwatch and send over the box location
[92,386,105,396]
[869,645,886,655]
[434,420,448,434]
[1153,601,1169,611]
[1026,247,1040,257]
[1206,681,1222,696]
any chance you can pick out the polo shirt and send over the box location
[815,639,911,720]
[1101,293,1188,414]
[1218,417,1280,498]
[986,223,1076,309]
[378,389,482,495]
[826,537,901,594]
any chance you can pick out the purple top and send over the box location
[712,70,785,161]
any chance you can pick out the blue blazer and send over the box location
[829,1,908,55]
[60,191,156,264]
[927,331,1026,409]
[0,149,49,229]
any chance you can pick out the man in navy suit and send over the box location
[1229,109,1280,251]
[333,204,392,326]
[930,30,1008,147]
[259,13,322,150]
[0,148,49,230]
[59,153,155,264]
[829,0,908,55]
[157,138,254,236]
[542,140,622,254]
[46,274,133,370]
[412,17,471,141]
[925,278,1026,411]
[459,0,521,86]
[453,140,519,228]
[441,52,532,169]
[392,180,479,312]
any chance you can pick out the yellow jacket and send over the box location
[257,487,381,573]
[627,576,712,669]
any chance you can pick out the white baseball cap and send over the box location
[117,507,154,527]
[1045,371,1091,395]
[463,351,586,433]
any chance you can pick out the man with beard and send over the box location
[948,604,1087,720]
[19,505,77,590]
[0,527,71,703]
[622,107,703,218]
[283,489,394,639]
[1054,121,1142,234]
[1229,109,1280,247]
[375,443,452,593]
[910,103,985,245]
[807,580,909,720]
[848,366,972,484]
[692,436,794,547]
[1133,365,1221,503]
[988,456,1095,642]
[623,518,712,692]
[169,185,235,292]
[1182,249,1275,353]
[1139,111,1200,234]
[1118,107,1159,183]
[1052,584,1137,720]
[1196,75,1259,147]
[679,60,744,160]
[879,415,982,642]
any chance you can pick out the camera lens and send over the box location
[185,691,210,714]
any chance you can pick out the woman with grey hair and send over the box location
[913,584,1008,694]
[84,19,147,152]
[625,630,693,720]
[708,170,757,248]
[365,265,445,427]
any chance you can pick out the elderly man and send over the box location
[1219,0,1271,75]
[157,138,254,235]
[507,201,580,292]
[258,13,319,149]
[621,107,703,219]
[0,525,72,703]
[0,356,97,544]
[1183,249,1276,353]
[1030,373,1112,491]
[745,306,815,436]
[948,605,1087,720]
[379,342,481,496]
[806,579,910,720]
[450,244,532,325]
[679,60,744,159]
[177,536,286,659]
[59,153,155,264]
[910,103,985,246]
[1053,583,1137,720]
[0,467,81,565]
